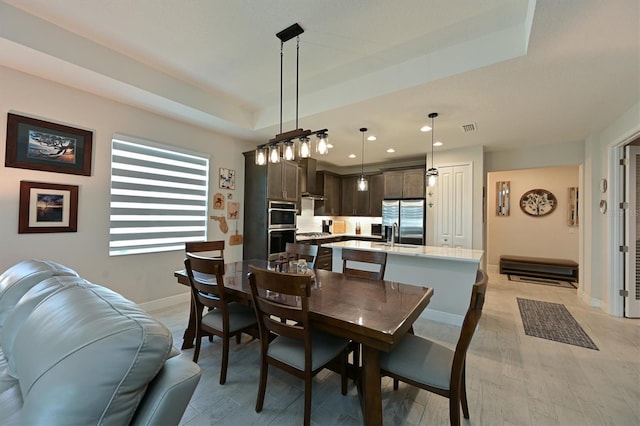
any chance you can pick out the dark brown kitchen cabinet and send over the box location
[267,160,298,202]
[383,167,426,199]
[314,171,341,216]
[340,175,370,216]
[368,173,384,217]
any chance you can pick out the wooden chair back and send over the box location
[185,240,225,259]
[285,243,318,268]
[450,269,488,386]
[248,266,311,345]
[184,253,228,312]
[342,248,387,280]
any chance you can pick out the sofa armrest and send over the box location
[131,354,201,426]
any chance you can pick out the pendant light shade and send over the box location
[255,146,267,165]
[357,127,368,192]
[283,140,295,161]
[299,137,311,158]
[427,112,439,187]
[316,132,329,155]
[269,144,281,163]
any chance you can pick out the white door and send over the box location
[436,164,472,248]
[624,145,640,317]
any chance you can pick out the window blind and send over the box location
[109,135,209,256]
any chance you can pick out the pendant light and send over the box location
[357,127,368,192]
[426,112,439,187]
[254,23,329,165]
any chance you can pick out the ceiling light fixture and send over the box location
[357,127,368,192]
[255,23,328,165]
[426,112,439,187]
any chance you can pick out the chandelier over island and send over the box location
[255,23,329,166]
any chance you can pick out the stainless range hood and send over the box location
[299,158,324,200]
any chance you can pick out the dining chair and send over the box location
[341,248,387,280]
[184,253,257,385]
[185,240,225,259]
[379,269,488,426]
[248,266,348,426]
[284,242,319,268]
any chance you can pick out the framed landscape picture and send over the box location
[19,181,79,233]
[5,113,93,176]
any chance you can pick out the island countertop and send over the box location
[323,240,484,263]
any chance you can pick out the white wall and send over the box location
[0,66,254,305]
[487,166,579,266]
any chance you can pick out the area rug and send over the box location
[509,274,577,289]
[516,298,599,350]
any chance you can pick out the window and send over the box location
[109,134,209,256]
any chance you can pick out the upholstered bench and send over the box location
[499,255,579,282]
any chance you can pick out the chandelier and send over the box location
[255,23,329,165]
[357,128,368,191]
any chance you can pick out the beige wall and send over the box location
[487,166,579,266]
[0,66,254,306]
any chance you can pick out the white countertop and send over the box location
[296,233,383,242]
[323,240,484,263]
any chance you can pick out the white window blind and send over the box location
[109,135,209,256]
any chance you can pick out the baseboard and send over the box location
[140,291,190,312]
[420,309,464,327]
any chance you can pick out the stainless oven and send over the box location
[268,228,297,256]
[268,201,297,229]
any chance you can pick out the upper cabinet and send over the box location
[314,171,341,216]
[383,167,426,199]
[340,173,383,217]
[267,161,298,202]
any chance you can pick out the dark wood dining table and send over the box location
[174,259,433,425]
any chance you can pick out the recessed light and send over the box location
[367,135,376,141]
[327,143,334,148]
[348,154,356,158]
[386,148,395,153]
[433,141,443,147]
[420,125,432,132]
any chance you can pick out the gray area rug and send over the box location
[509,274,577,289]
[517,298,599,350]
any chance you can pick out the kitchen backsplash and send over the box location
[297,198,381,235]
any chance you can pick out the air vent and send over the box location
[461,123,477,132]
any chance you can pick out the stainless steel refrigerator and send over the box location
[381,199,426,245]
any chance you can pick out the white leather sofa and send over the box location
[0,259,201,425]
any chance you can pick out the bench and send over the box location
[499,255,578,283]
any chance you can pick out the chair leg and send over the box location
[255,358,268,412]
[304,371,312,426]
[449,388,461,426]
[393,378,399,390]
[461,367,469,419]
[220,335,229,385]
[341,349,347,395]
[236,333,242,344]
[192,334,201,363]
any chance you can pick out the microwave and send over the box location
[268,201,297,229]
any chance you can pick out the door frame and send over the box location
[609,130,640,317]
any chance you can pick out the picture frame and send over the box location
[227,201,239,219]
[219,168,235,190]
[19,181,79,233]
[6,113,93,176]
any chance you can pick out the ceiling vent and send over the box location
[461,123,477,132]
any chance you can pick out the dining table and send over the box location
[174,259,434,425]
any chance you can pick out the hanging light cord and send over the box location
[361,130,365,175]
[279,40,283,135]
[296,36,299,129]
[431,114,435,169]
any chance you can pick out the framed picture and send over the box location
[219,168,235,189]
[227,201,239,219]
[19,181,79,233]
[6,113,93,176]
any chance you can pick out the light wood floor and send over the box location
[150,271,640,425]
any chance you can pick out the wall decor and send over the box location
[568,187,579,226]
[600,178,607,193]
[19,181,79,233]
[227,201,239,220]
[219,168,235,189]
[519,188,557,217]
[211,215,229,233]
[213,193,225,210]
[6,113,93,176]
[496,181,510,216]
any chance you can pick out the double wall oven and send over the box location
[267,201,297,256]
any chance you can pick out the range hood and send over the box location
[299,158,324,200]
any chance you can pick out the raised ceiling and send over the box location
[0,0,638,167]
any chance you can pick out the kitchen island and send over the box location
[323,240,484,326]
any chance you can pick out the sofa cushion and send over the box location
[1,276,84,378]
[12,277,173,425]
[0,259,78,330]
